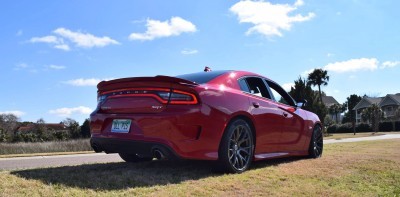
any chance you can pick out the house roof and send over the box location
[379,94,400,107]
[322,96,339,107]
[353,93,400,110]
[353,96,382,110]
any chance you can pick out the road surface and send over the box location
[1,134,399,171]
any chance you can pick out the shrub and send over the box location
[396,121,400,131]
[336,123,353,133]
[379,121,394,132]
[327,124,337,133]
[355,123,372,133]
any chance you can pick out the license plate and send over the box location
[111,119,132,133]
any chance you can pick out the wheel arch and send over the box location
[220,112,257,150]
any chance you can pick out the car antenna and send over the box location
[204,66,212,72]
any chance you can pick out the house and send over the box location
[322,95,342,123]
[353,93,400,124]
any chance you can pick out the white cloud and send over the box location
[181,49,198,55]
[282,83,294,91]
[49,106,92,117]
[30,36,59,44]
[324,58,378,73]
[380,61,400,69]
[54,44,70,51]
[53,28,120,48]
[29,28,119,51]
[303,58,399,75]
[230,0,315,37]
[0,110,26,117]
[63,78,113,86]
[129,17,197,41]
[47,65,66,70]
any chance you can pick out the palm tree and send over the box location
[361,104,384,134]
[307,68,329,104]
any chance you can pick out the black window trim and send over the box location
[237,76,274,101]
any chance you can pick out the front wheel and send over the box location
[119,153,153,162]
[308,125,323,158]
[218,119,254,173]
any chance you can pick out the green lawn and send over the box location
[1,139,399,196]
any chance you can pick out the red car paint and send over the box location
[90,70,321,161]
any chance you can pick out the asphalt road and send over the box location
[1,134,399,171]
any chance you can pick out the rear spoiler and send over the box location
[97,75,198,89]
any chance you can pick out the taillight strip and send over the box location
[100,88,170,95]
[99,88,198,105]
[108,94,168,104]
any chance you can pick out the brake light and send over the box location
[98,88,198,105]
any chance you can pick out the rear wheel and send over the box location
[119,153,153,162]
[308,125,323,158]
[218,119,254,173]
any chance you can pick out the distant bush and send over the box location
[327,124,337,133]
[327,123,374,133]
[355,123,372,133]
[396,121,400,131]
[379,121,394,132]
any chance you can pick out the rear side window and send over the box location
[176,70,230,84]
[239,77,272,99]
[238,79,250,93]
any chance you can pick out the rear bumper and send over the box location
[90,137,180,160]
[89,105,228,160]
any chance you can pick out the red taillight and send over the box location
[99,88,198,105]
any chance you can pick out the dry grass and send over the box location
[0,139,399,196]
[0,139,92,155]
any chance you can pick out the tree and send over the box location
[288,77,327,125]
[34,118,47,141]
[361,104,384,134]
[390,108,400,131]
[328,104,345,123]
[62,118,81,139]
[80,119,91,138]
[307,68,329,104]
[0,113,19,141]
[341,94,362,135]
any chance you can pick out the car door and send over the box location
[238,77,286,154]
[265,79,306,151]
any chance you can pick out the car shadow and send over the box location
[12,157,305,191]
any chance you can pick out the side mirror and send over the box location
[296,99,307,108]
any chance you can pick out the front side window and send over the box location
[265,79,295,106]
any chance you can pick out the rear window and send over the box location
[176,70,230,84]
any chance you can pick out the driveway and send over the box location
[1,134,400,171]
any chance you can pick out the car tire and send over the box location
[308,125,323,158]
[218,119,254,173]
[119,153,153,162]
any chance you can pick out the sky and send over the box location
[1,0,399,124]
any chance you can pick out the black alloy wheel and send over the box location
[309,125,323,158]
[219,119,254,173]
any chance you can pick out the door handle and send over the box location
[252,102,260,108]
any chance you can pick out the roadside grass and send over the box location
[0,139,399,196]
[325,131,400,140]
[0,139,92,155]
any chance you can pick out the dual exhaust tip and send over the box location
[91,142,169,160]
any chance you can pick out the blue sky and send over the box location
[1,0,399,124]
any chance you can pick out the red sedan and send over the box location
[90,70,323,173]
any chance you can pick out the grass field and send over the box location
[0,139,92,155]
[0,139,399,196]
